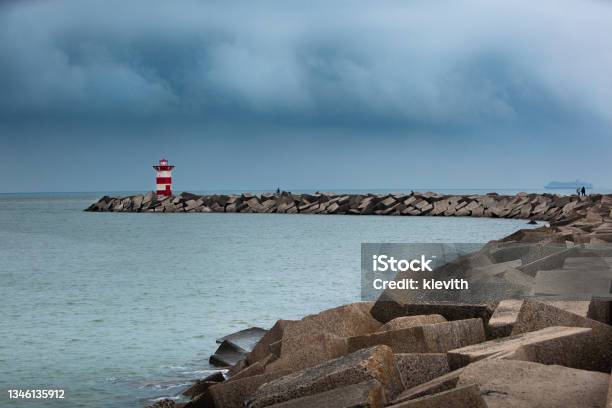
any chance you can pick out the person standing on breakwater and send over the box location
[581,186,586,196]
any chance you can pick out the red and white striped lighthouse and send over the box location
[153,158,174,197]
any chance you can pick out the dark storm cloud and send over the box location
[1,0,612,130]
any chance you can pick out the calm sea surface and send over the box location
[0,191,554,407]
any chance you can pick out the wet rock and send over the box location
[217,327,268,354]
[210,340,248,367]
[210,327,267,367]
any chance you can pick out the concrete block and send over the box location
[447,326,592,369]
[391,369,463,403]
[347,319,485,354]
[265,332,348,372]
[265,380,386,408]
[488,299,605,338]
[247,320,295,365]
[511,300,612,372]
[210,340,247,367]
[457,359,609,408]
[265,303,380,372]
[190,370,291,408]
[377,315,447,332]
[217,327,267,352]
[370,296,496,325]
[287,302,381,338]
[183,371,224,398]
[386,384,487,408]
[248,346,403,408]
[394,353,450,389]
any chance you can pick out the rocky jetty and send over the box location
[86,191,609,225]
[116,191,612,407]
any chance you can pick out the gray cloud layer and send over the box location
[2,0,612,130]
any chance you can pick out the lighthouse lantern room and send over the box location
[153,158,175,197]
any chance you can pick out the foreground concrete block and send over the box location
[394,353,450,389]
[370,296,496,325]
[282,302,380,338]
[248,346,403,408]
[228,359,267,381]
[391,369,464,404]
[189,370,291,408]
[457,359,609,408]
[487,299,608,338]
[487,299,524,338]
[347,319,485,354]
[386,384,487,408]
[266,380,386,408]
[266,302,380,372]
[378,315,446,332]
[512,300,612,372]
[447,326,592,369]
[247,320,295,365]
[265,332,348,372]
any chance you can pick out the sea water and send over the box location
[0,192,543,407]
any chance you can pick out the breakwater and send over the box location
[86,191,610,225]
[84,192,612,408]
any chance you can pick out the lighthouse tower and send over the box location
[153,158,175,197]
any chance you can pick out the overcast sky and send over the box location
[1,0,612,193]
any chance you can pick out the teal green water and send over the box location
[0,193,540,407]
